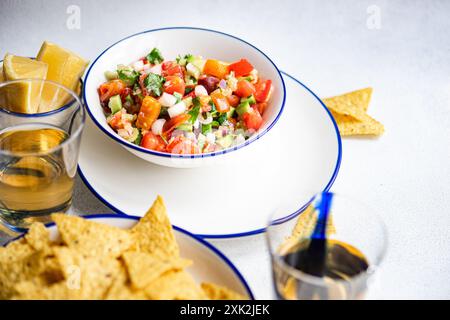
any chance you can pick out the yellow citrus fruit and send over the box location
[36,41,88,112]
[1,54,48,113]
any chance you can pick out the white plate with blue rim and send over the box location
[78,70,341,238]
[5,214,254,299]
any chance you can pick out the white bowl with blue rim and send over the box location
[83,27,285,168]
[5,214,254,299]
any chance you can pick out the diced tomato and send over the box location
[162,61,184,78]
[135,96,161,130]
[228,59,253,77]
[254,79,273,103]
[163,76,185,95]
[243,108,263,130]
[226,94,240,107]
[108,111,125,130]
[203,59,229,79]
[166,136,200,154]
[234,80,256,98]
[141,132,166,152]
[162,114,191,137]
[120,87,132,102]
[254,102,268,115]
[210,91,230,112]
[98,79,127,103]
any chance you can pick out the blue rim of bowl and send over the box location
[3,213,255,300]
[0,59,82,118]
[77,71,342,239]
[82,26,286,159]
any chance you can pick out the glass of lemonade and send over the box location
[267,192,388,300]
[0,79,85,229]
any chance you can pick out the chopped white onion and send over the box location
[171,129,185,138]
[219,79,227,89]
[197,133,206,149]
[151,118,166,135]
[206,132,216,144]
[186,63,200,79]
[234,134,245,146]
[185,132,196,141]
[159,92,177,107]
[168,101,186,118]
[148,63,162,75]
[143,63,151,70]
[133,60,144,72]
[198,112,213,124]
[194,85,208,97]
[193,119,200,129]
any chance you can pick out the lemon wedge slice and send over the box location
[37,41,89,112]
[1,54,48,113]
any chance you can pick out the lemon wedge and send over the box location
[1,54,48,113]
[37,41,89,112]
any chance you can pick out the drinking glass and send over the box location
[0,79,85,230]
[267,192,388,300]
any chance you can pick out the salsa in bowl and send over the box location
[84,27,285,167]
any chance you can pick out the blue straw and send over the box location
[311,192,334,239]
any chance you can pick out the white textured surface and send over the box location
[1,0,449,299]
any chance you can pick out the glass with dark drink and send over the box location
[267,193,387,300]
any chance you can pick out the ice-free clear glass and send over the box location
[267,193,388,300]
[0,79,85,229]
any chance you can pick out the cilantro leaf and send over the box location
[117,67,139,86]
[144,73,165,97]
[146,48,164,64]
[217,113,228,125]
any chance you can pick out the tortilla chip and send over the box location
[201,282,247,300]
[323,88,372,121]
[12,280,82,300]
[104,267,147,300]
[130,196,179,259]
[278,204,336,255]
[144,270,206,300]
[105,283,147,300]
[25,222,50,251]
[2,197,248,300]
[52,246,121,299]
[279,277,297,300]
[0,239,36,299]
[122,251,192,289]
[323,88,384,136]
[52,214,133,258]
[331,111,384,136]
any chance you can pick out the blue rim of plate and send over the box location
[3,213,254,300]
[0,59,81,118]
[77,71,342,239]
[82,26,286,159]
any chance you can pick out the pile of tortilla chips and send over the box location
[323,88,384,136]
[0,196,246,300]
